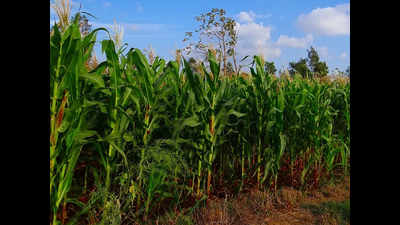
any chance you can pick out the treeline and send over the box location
[187,45,350,79]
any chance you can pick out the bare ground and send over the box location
[190,176,350,225]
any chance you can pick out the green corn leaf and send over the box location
[80,71,105,88]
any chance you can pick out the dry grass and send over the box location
[303,176,350,206]
[264,208,316,225]
[193,197,237,225]
[279,187,305,208]
[189,176,349,225]
[139,177,349,225]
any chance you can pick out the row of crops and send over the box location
[50,14,350,224]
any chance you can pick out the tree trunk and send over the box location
[222,39,227,77]
[232,49,238,75]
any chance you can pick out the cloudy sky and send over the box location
[50,0,350,72]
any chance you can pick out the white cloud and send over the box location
[276,34,313,48]
[297,4,350,36]
[236,20,281,60]
[237,11,256,23]
[339,52,347,60]
[237,11,271,23]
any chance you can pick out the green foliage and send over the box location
[289,58,311,78]
[307,46,329,77]
[50,12,108,225]
[307,46,320,72]
[264,61,277,75]
[301,200,350,225]
[289,47,329,78]
[183,8,239,75]
[314,61,329,77]
[50,16,350,225]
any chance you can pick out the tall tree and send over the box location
[183,8,239,76]
[226,61,235,76]
[307,46,329,77]
[345,66,350,77]
[314,61,329,77]
[289,58,311,78]
[264,61,277,75]
[307,46,319,72]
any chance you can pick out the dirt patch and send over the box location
[192,176,349,225]
[193,197,238,225]
[302,176,350,206]
[264,208,315,225]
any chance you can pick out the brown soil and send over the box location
[193,176,350,225]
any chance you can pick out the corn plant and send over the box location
[50,13,107,225]
[241,56,278,189]
[183,50,245,197]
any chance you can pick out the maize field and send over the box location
[50,13,350,225]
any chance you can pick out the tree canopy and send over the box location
[183,8,239,76]
[289,46,329,78]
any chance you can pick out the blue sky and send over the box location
[50,0,350,73]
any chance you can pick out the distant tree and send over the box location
[306,46,329,77]
[345,66,350,77]
[333,68,339,76]
[183,8,239,76]
[226,61,235,76]
[332,67,344,77]
[307,46,319,72]
[289,58,311,78]
[314,61,329,77]
[264,61,277,75]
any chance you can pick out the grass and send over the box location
[301,200,350,225]
[146,176,350,225]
